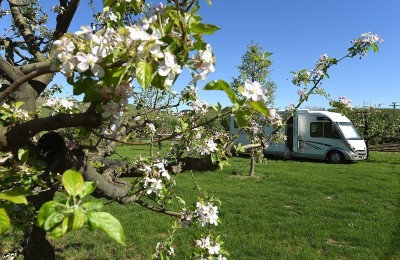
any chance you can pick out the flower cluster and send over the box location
[197,139,218,156]
[181,85,199,101]
[101,102,122,118]
[135,158,175,203]
[338,96,352,108]
[269,130,287,144]
[170,126,221,160]
[193,235,228,260]
[267,110,283,128]
[179,200,219,229]
[352,32,383,45]
[43,97,77,114]
[153,241,175,259]
[146,122,157,136]
[349,32,383,58]
[291,70,311,86]
[0,102,30,123]
[248,119,263,136]
[190,44,216,84]
[191,99,208,115]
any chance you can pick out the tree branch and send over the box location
[0,65,52,103]
[90,110,232,146]
[0,55,23,82]
[0,110,102,152]
[8,0,45,61]
[52,0,80,40]
[126,198,181,217]
[19,61,52,74]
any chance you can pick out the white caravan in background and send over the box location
[230,109,367,163]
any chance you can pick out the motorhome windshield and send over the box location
[337,122,361,140]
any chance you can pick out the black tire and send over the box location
[327,151,344,164]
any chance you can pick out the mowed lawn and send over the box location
[2,151,399,259]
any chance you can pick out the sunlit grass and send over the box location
[1,152,399,259]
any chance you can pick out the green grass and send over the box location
[2,151,399,259]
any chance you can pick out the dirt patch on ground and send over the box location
[369,143,400,152]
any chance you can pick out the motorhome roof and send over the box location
[306,110,351,122]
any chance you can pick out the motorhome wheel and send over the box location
[328,151,344,163]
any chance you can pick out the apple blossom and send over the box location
[242,80,266,102]
[76,51,105,78]
[338,96,352,108]
[190,44,216,84]
[158,52,182,87]
[108,12,118,22]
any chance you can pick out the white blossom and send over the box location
[242,80,266,102]
[158,52,182,86]
[195,201,219,227]
[109,12,118,22]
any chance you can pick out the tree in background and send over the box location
[230,43,277,176]
[231,42,276,107]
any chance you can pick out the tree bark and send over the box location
[249,151,255,176]
[22,190,57,260]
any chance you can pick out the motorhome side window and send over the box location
[310,122,340,139]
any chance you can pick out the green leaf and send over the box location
[129,0,143,15]
[62,170,84,197]
[249,100,270,117]
[82,86,102,103]
[48,226,63,239]
[37,201,62,227]
[0,208,10,234]
[88,212,126,245]
[0,187,30,204]
[372,43,379,52]
[61,214,73,235]
[204,80,237,103]
[72,207,85,230]
[17,147,29,163]
[103,0,115,8]
[235,108,252,127]
[136,61,153,90]
[73,77,94,95]
[44,212,65,231]
[82,201,103,211]
[190,23,220,35]
[114,1,126,22]
[15,101,24,108]
[78,181,96,198]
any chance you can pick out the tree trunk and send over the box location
[249,150,255,176]
[22,189,57,260]
[22,226,55,260]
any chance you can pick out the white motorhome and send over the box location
[230,109,367,163]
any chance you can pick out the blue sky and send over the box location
[194,0,399,109]
[5,0,399,109]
